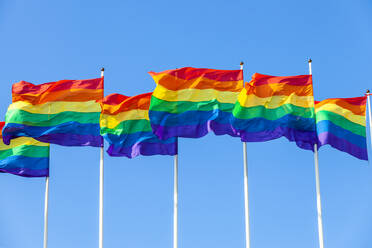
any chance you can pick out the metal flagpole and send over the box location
[309,59,324,248]
[173,152,178,248]
[366,90,372,148]
[43,176,50,248]
[99,68,105,248]
[240,62,250,248]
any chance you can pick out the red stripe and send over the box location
[0,121,4,137]
[251,73,312,86]
[335,96,367,106]
[316,96,367,107]
[101,94,131,106]
[149,67,243,82]
[101,93,152,115]
[12,78,103,95]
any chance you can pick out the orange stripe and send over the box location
[13,89,103,104]
[315,97,367,115]
[245,82,313,97]
[101,93,151,115]
[150,73,243,92]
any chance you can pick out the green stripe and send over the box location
[316,110,366,137]
[149,96,234,113]
[6,109,100,126]
[0,145,49,160]
[100,119,152,135]
[232,103,315,120]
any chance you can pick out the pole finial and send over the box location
[240,61,244,66]
[100,67,105,72]
[367,89,370,94]
[308,58,312,63]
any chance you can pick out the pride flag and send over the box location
[3,78,103,147]
[149,67,243,139]
[315,96,368,160]
[232,73,316,150]
[100,93,177,158]
[0,122,49,177]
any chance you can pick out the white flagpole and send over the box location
[173,153,178,248]
[99,68,105,248]
[309,59,325,248]
[366,90,372,149]
[240,62,250,248]
[43,176,50,248]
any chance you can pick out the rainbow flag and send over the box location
[3,78,103,147]
[0,122,49,177]
[149,67,243,139]
[315,96,368,160]
[232,73,316,150]
[100,93,177,158]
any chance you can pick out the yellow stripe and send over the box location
[100,109,148,129]
[315,103,365,126]
[0,137,49,150]
[238,88,315,108]
[153,84,239,104]
[8,100,101,114]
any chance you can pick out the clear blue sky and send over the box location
[1,0,372,247]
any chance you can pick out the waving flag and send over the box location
[3,78,103,147]
[315,96,368,160]
[100,93,177,158]
[149,67,243,139]
[232,73,316,150]
[0,122,49,177]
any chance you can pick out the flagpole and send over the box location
[366,90,372,149]
[173,152,178,248]
[99,68,105,248]
[240,62,250,248]
[309,59,325,248]
[43,176,49,248]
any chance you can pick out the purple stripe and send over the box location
[210,121,240,137]
[239,126,317,151]
[152,123,210,140]
[0,168,48,177]
[318,132,368,160]
[107,141,177,158]
[35,134,103,147]
[152,120,240,140]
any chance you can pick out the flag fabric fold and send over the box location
[315,96,368,160]
[100,93,177,158]
[0,122,49,177]
[232,73,316,150]
[3,78,103,147]
[148,67,243,140]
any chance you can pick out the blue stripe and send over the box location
[0,156,49,177]
[3,122,101,146]
[149,109,239,138]
[317,120,367,149]
[149,109,225,126]
[0,156,49,170]
[232,114,316,132]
